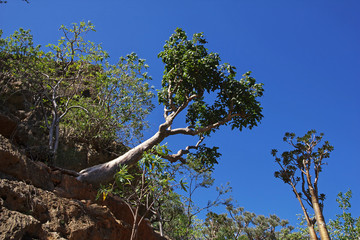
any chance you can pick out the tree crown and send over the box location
[158,28,264,136]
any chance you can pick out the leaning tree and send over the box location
[77,28,264,186]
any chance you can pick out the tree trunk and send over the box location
[54,123,60,156]
[291,183,318,240]
[310,188,331,240]
[156,210,164,237]
[77,125,170,186]
[307,219,319,240]
[130,207,139,240]
[48,111,56,154]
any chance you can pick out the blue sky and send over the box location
[1,0,359,226]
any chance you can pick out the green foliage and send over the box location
[97,144,177,239]
[155,191,206,240]
[0,22,154,158]
[271,130,333,209]
[188,145,221,172]
[46,21,153,147]
[202,202,298,239]
[157,159,231,239]
[102,145,175,201]
[0,28,40,57]
[203,211,236,239]
[46,21,108,63]
[328,190,360,239]
[65,52,154,148]
[158,28,263,135]
[98,144,232,239]
[292,213,316,239]
[0,27,41,99]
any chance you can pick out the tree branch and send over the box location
[159,136,205,163]
[59,105,88,120]
[301,170,312,207]
[169,112,242,136]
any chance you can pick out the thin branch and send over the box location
[301,170,312,207]
[167,78,177,113]
[59,105,88,120]
[159,136,205,163]
[169,112,242,136]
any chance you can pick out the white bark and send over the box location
[77,122,170,186]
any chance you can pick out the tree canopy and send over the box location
[158,28,263,134]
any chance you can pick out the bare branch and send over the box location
[167,78,177,113]
[159,136,205,163]
[59,105,88,120]
[170,112,242,136]
[301,171,312,205]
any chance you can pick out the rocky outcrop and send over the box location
[0,134,165,240]
[0,134,54,191]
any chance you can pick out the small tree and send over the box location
[203,211,238,239]
[37,22,108,157]
[328,190,360,239]
[271,130,333,240]
[1,22,107,158]
[78,28,264,186]
[174,159,231,239]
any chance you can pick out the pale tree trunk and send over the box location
[48,109,60,162]
[156,210,164,237]
[130,207,139,240]
[48,111,56,154]
[54,123,59,155]
[308,224,319,240]
[47,110,60,162]
[310,187,330,240]
[158,220,163,237]
[305,166,331,240]
[77,121,171,186]
[290,182,318,240]
[44,90,62,161]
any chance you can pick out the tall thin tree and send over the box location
[272,130,333,240]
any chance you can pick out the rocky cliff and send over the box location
[0,123,165,239]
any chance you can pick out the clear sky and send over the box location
[1,0,359,226]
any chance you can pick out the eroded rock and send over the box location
[0,134,165,240]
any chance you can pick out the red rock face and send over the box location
[0,134,165,240]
